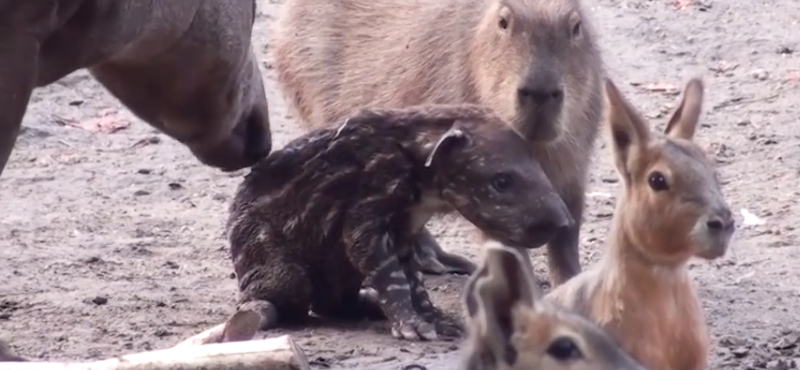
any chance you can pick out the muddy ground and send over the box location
[1,0,799,369]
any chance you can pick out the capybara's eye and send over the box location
[647,171,670,192]
[491,173,513,192]
[547,336,583,360]
[498,16,509,30]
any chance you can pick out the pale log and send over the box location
[0,335,310,370]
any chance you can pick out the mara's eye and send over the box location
[547,337,583,360]
[498,16,509,30]
[647,171,669,191]
[571,20,582,37]
[491,173,513,192]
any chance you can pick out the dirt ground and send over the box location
[1,0,799,369]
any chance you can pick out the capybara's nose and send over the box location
[517,77,564,107]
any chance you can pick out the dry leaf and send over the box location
[131,136,162,148]
[638,82,679,94]
[81,111,131,134]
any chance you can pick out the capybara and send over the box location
[178,103,572,344]
[270,0,605,285]
[0,0,270,178]
[461,242,647,370]
[546,77,735,370]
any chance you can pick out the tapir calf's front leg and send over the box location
[351,232,438,341]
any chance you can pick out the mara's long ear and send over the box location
[463,243,541,364]
[425,125,469,167]
[665,78,704,141]
[604,78,651,182]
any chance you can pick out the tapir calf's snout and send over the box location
[522,193,573,247]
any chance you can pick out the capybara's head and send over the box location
[461,244,648,370]
[425,112,573,248]
[187,58,272,172]
[604,77,735,266]
[469,0,602,143]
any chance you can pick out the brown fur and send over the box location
[545,77,735,370]
[197,104,572,344]
[269,0,606,283]
[461,242,647,370]
[0,0,270,177]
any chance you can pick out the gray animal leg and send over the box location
[413,227,476,276]
[545,189,584,286]
[0,31,37,178]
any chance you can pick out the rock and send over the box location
[751,69,770,80]
[732,346,750,358]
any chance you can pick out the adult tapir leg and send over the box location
[88,0,271,172]
[0,32,37,178]
[0,0,59,178]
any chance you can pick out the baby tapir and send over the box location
[221,103,573,342]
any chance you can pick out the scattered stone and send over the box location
[137,168,152,174]
[732,346,750,358]
[133,190,150,196]
[90,296,109,305]
[154,329,174,338]
[751,69,770,80]
[168,182,184,190]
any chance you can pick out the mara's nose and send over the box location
[706,208,735,232]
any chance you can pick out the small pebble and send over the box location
[91,296,108,305]
[751,69,769,80]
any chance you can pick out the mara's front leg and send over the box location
[412,227,477,276]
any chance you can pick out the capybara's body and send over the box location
[0,0,271,177]
[271,0,605,283]
[225,104,571,342]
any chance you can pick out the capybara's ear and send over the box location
[463,243,541,363]
[604,78,651,182]
[665,78,704,142]
[425,127,468,167]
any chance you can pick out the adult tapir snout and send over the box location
[190,59,272,172]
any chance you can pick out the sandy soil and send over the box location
[1,0,800,369]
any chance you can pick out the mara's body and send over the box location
[270,0,605,284]
[460,243,648,370]
[210,104,571,343]
[546,78,736,370]
[0,0,271,176]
